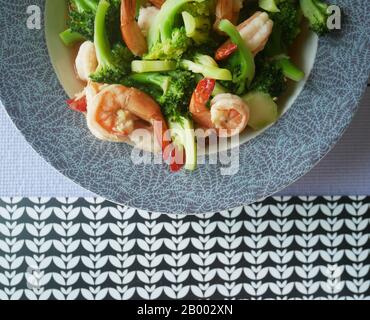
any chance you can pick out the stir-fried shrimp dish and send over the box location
[61,0,337,172]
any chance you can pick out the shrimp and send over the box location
[75,41,98,82]
[138,6,160,37]
[214,0,234,30]
[148,0,165,8]
[211,93,250,137]
[214,0,244,30]
[232,0,244,23]
[189,79,250,137]
[86,84,170,154]
[216,12,274,60]
[121,0,148,57]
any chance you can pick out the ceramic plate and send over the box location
[0,0,369,213]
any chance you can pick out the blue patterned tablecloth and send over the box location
[0,196,368,300]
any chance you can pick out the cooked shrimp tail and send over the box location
[148,0,165,8]
[214,0,234,31]
[121,0,148,56]
[189,78,216,129]
[123,87,171,158]
[189,79,250,137]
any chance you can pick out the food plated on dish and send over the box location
[2,0,369,213]
[60,0,335,172]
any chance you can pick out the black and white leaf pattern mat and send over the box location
[0,196,369,300]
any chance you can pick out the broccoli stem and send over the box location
[130,73,171,94]
[194,54,218,68]
[94,0,114,69]
[180,59,232,81]
[169,117,197,171]
[148,0,203,47]
[218,19,255,88]
[82,0,99,11]
[182,54,232,81]
[276,57,305,81]
[259,0,280,13]
[59,28,85,46]
[131,60,177,73]
[73,0,99,12]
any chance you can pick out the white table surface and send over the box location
[0,86,369,198]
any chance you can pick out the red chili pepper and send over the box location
[67,96,87,113]
[195,78,217,104]
[169,145,186,173]
[215,43,238,61]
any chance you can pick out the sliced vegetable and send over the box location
[131,60,177,73]
[242,91,278,130]
[169,117,197,171]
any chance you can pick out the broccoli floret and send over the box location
[273,1,302,46]
[264,0,302,56]
[183,0,216,16]
[182,11,211,45]
[90,0,134,84]
[181,0,215,45]
[130,71,197,122]
[64,0,121,44]
[145,0,207,60]
[145,28,191,60]
[300,0,331,35]
[249,58,287,98]
[105,0,122,44]
[67,0,97,41]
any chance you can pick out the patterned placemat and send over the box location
[0,196,369,300]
